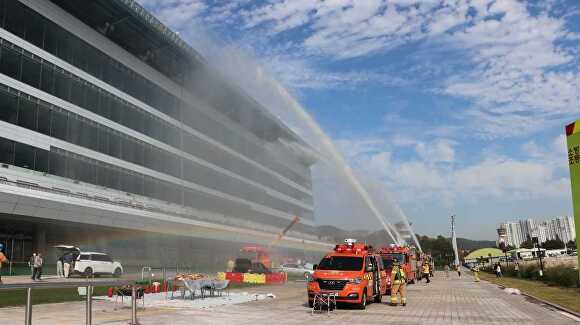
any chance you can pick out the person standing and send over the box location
[32,253,43,281]
[421,261,430,283]
[456,265,462,277]
[29,253,36,279]
[56,256,64,278]
[495,263,502,278]
[63,253,73,278]
[390,260,407,306]
[514,262,520,278]
[444,264,450,278]
[473,265,480,282]
[226,258,235,273]
[0,243,8,284]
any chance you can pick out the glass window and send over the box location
[317,257,364,271]
[20,55,41,88]
[84,86,99,113]
[48,151,66,177]
[98,94,111,119]
[17,97,37,131]
[66,156,81,181]
[108,133,120,158]
[14,142,35,169]
[84,122,98,151]
[4,1,25,38]
[43,21,58,55]
[0,45,21,80]
[79,159,96,184]
[37,102,51,135]
[24,8,44,47]
[40,65,54,94]
[35,148,48,173]
[56,31,73,63]
[69,77,84,107]
[54,70,70,101]
[109,99,122,123]
[97,127,109,154]
[67,115,82,145]
[0,90,18,124]
[0,137,15,165]
[50,109,67,140]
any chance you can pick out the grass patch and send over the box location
[480,272,580,313]
[0,286,110,308]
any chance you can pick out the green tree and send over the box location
[520,240,534,249]
[542,239,565,250]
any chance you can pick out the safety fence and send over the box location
[0,280,139,325]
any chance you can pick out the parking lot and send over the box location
[0,272,578,324]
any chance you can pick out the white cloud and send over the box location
[415,140,455,163]
[340,134,570,205]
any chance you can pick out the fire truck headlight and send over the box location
[348,277,362,284]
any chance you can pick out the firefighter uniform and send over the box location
[473,265,480,282]
[390,261,407,306]
[421,262,431,283]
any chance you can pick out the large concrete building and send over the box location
[500,216,576,248]
[0,0,330,269]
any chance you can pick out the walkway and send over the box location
[0,271,577,324]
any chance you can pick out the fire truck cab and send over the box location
[378,245,418,290]
[307,239,388,309]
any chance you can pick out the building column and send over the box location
[33,226,47,255]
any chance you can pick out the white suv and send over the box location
[74,252,123,277]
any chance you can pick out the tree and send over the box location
[520,239,534,249]
[542,239,565,250]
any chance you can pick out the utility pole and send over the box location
[451,215,460,268]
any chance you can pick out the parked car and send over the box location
[53,246,123,277]
[278,263,314,278]
[74,252,124,277]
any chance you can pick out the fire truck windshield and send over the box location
[317,256,363,271]
[382,253,405,268]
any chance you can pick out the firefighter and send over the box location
[390,260,407,306]
[421,261,430,283]
[472,265,480,282]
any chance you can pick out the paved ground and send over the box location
[0,271,578,324]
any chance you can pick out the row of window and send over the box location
[0,40,312,203]
[0,0,311,188]
[0,87,311,214]
[0,136,299,227]
[0,40,311,195]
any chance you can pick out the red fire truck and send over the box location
[378,245,418,289]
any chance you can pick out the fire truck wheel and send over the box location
[359,291,367,309]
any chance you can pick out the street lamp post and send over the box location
[533,237,544,277]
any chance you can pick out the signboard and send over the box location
[565,121,580,270]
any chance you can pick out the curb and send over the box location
[492,282,580,318]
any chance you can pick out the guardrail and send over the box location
[0,171,324,242]
[0,280,139,325]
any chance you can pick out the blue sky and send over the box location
[137,0,580,240]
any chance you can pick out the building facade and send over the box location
[500,216,576,248]
[0,0,330,267]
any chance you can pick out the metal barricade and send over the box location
[0,280,139,325]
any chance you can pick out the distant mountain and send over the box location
[314,226,495,252]
[456,238,496,251]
